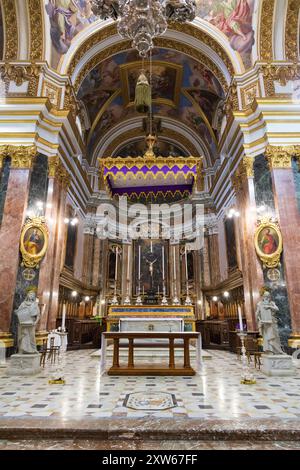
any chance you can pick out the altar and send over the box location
[106,305,196,332]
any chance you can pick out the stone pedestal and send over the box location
[7,353,41,376]
[262,354,295,377]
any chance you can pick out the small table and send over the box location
[100,332,202,376]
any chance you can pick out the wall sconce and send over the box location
[227,208,240,219]
[212,296,218,302]
[84,296,90,302]
[223,291,230,298]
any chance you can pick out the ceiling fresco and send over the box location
[44,0,257,69]
[197,0,256,68]
[78,47,224,160]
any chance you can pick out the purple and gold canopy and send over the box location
[100,154,203,201]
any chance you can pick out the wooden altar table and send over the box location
[100,332,202,376]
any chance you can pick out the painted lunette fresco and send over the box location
[45,0,257,69]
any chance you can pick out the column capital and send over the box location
[266,145,300,169]
[0,144,37,169]
[231,156,254,193]
[48,156,71,189]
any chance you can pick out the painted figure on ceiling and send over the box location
[46,0,98,55]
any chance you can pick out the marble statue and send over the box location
[255,291,284,355]
[15,290,40,354]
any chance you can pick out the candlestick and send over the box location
[172,245,180,305]
[162,245,165,281]
[185,246,188,282]
[150,240,153,253]
[61,303,66,332]
[115,246,118,281]
[173,246,176,281]
[127,244,130,280]
[138,245,141,280]
[238,306,243,331]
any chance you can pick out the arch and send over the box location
[285,0,300,61]
[258,0,276,62]
[93,117,211,168]
[59,19,243,87]
[2,0,19,60]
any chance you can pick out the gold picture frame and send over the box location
[254,219,283,268]
[20,217,49,268]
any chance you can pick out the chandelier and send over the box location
[93,0,197,57]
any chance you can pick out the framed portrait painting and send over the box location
[20,217,48,268]
[254,221,282,268]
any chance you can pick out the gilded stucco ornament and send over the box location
[259,0,275,62]
[254,218,283,269]
[0,145,37,169]
[285,0,300,62]
[28,0,44,61]
[2,0,18,60]
[231,157,254,194]
[266,145,300,170]
[0,64,41,96]
[48,156,72,188]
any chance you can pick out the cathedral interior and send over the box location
[0,0,300,452]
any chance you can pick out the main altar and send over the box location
[106,305,196,332]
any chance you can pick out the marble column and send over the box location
[92,236,101,287]
[207,231,220,287]
[267,146,300,348]
[82,229,95,286]
[0,145,36,344]
[202,235,211,287]
[232,157,264,330]
[38,157,70,332]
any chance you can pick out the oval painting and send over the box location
[257,227,279,256]
[23,227,45,256]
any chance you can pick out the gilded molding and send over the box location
[260,63,300,97]
[0,63,41,96]
[28,0,44,61]
[266,145,300,169]
[0,144,37,169]
[2,0,18,60]
[231,156,254,193]
[285,0,300,61]
[225,81,239,116]
[259,0,275,61]
[48,155,72,188]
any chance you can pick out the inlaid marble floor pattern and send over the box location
[0,350,300,420]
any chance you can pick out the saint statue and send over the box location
[15,290,40,354]
[255,291,284,355]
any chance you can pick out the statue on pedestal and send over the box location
[255,291,284,355]
[15,289,40,354]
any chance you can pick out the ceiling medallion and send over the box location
[94,0,197,57]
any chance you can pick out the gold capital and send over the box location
[48,156,71,188]
[266,145,300,169]
[0,144,37,169]
[231,156,254,194]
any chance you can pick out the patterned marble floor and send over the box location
[0,349,300,421]
[1,439,300,450]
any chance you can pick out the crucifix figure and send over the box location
[146,257,157,290]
